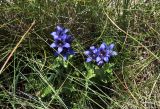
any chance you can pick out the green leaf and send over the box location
[40,86,53,98]
[87,69,95,79]
[84,63,96,79]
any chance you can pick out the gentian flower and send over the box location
[50,25,75,60]
[84,42,117,66]
[96,43,117,66]
[84,46,98,62]
[51,25,69,40]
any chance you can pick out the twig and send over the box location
[0,21,35,74]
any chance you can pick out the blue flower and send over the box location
[84,42,117,66]
[84,46,98,62]
[50,25,75,60]
[51,26,69,40]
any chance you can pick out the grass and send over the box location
[0,0,160,109]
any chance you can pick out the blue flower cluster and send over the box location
[84,43,117,66]
[50,26,117,66]
[50,26,74,60]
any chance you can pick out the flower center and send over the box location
[100,50,106,56]
[57,30,64,36]
[57,40,64,46]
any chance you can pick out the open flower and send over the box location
[51,26,69,40]
[84,46,98,62]
[50,25,74,60]
[84,42,117,66]
[96,43,109,66]
[50,39,71,53]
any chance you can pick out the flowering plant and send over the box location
[84,42,117,66]
[50,25,117,67]
[50,26,74,60]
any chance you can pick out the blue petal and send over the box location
[58,47,63,53]
[84,51,90,55]
[96,57,101,62]
[93,49,98,54]
[63,55,67,60]
[100,42,107,49]
[86,57,92,62]
[97,61,104,66]
[106,50,110,56]
[64,29,69,33]
[68,49,75,55]
[61,34,67,40]
[50,43,56,48]
[104,57,109,62]
[63,43,70,48]
[51,32,59,39]
[90,46,95,50]
[54,35,59,40]
[56,26,63,31]
[109,44,114,50]
[51,32,56,36]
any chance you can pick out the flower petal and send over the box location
[51,32,59,39]
[61,34,67,40]
[86,57,92,62]
[64,29,69,33]
[100,42,107,49]
[56,26,62,31]
[54,35,59,40]
[96,57,101,62]
[106,50,110,56]
[97,61,104,66]
[104,57,109,62]
[84,51,90,55]
[63,43,70,48]
[90,46,95,50]
[58,47,63,53]
[51,32,56,36]
[63,55,67,60]
[109,44,114,50]
[69,49,75,55]
[93,49,98,54]
[50,43,56,48]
